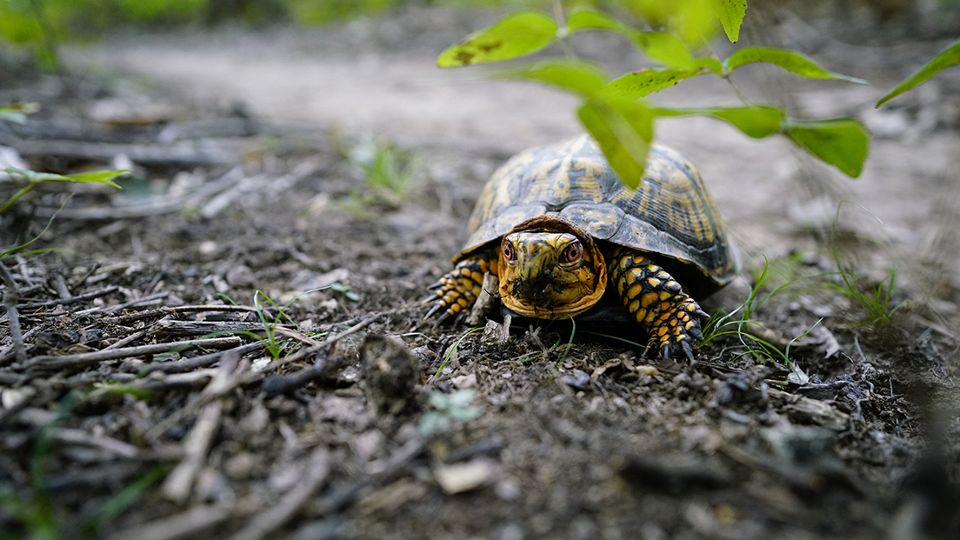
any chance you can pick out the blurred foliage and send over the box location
[438,0,872,182]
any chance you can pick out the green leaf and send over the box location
[4,167,126,189]
[437,12,558,67]
[694,56,725,75]
[715,0,747,43]
[566,9,625,33]
[577,96,654,189]
[655,105,785,138]
[724,47,866,84]
[876,40,960,107]
[784,119,870,178]
[0,107,26,124]
[566,10,693,69]
[631,31,695,69]
[64,170,127,189]
[502,59,608,97]
[604,68,704,99]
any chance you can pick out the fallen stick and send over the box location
[25,336,243,371]
[106,505,232,540]
[139,341,266,375]
[76,291,171,316]
[0,261,26,363]
[15,285,119,310]
[160,354,244,503]
[9,137,237,167]
[32,166,245,220]
[103,329,148,350]
[103,304,260,325]
[245,313,379,381]
[228,449,331,540]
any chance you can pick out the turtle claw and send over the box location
[695,309,710,319]
[424,302,444,322]
[680,339,695,363]
[689,327,704,341]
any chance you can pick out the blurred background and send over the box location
[1,2,959,538]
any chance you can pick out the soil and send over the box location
[1,4,958,540]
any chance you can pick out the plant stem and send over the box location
[0,182,37,215]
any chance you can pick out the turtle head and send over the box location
[497,217,607,319]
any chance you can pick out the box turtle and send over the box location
[427,135,737,360]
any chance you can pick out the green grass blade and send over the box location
[437,12,558,67]
[82,465,169,536]
[876,40,960,107]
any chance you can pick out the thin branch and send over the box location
[241,313,379,382]
[229,450,331,540]
[0,260,26,363]
[24,336,244,371]
[15,285,119,310]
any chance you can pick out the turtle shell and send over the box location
[458,135,737,289]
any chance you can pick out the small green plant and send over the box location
[1,167,126,215]
[0,391,79,540]
[433,326,485,378]
[248,289,298,360]
[700,258,818,376]
[0,391,167,540]
[419,388,483,436]
[342,140,416,214]
[828,260,902,327]
[437,0,872,185]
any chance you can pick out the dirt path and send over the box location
[75,22,960,296]
[2,6,957,539]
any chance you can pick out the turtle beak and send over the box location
[511,260,558,305]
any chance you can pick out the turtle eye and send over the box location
[502,241,517,261]
[562,241,582,264]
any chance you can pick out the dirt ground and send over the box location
[1,4,959,540]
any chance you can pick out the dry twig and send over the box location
[229,449,331,540]
[25,336,244,371]
[0,261,26,363]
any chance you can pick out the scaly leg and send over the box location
[609,248,709,361]
[426,252,498,324]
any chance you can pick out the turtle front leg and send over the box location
[426,251,498,324]
[609,248,709,361]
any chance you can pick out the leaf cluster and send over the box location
[437,1,877,184]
